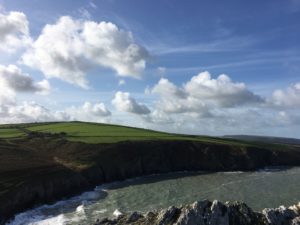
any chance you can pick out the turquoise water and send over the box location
[8,167,300,225]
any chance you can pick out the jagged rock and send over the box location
[157,206,180,225]
[263,205,298,225]
[291,217,300,225]
[126,212,143,223]
[208,200,229,225]
[175,200,211,225]
[226,201,264,225]
[94,200,300,225]
[290,203,300,215]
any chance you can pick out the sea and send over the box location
[7,167,300,225]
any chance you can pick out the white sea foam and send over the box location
[76,205,85,214]
[7,213,66,225]
[113,209,123,217]
[6,187,106,225]
[92,209,107,215]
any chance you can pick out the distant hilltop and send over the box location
[224,135,300,146]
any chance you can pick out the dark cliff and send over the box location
[1,137,300,224]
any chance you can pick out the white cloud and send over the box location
[0,64,50,95]
[65,101,111,122]
[0,101,59,124]
[112,91,150,114]
[22,16,148,88]
[271,83,300,107]
[142,109,174,124]
[78,8,91,19]
[118,79,126,86]
[157,67,166,76]
[0,101,111,124]
[150,71,263,114]
[184,71,262,107]
[0,11,31,52]
[89,2,97,9]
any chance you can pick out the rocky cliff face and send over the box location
[94,200,300,225]
[1,138,300,224]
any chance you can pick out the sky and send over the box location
[0,0,300,138]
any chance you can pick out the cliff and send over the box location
[1,135,300,224]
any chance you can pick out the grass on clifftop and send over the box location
[0,121,247,146]
[0,122,299,151]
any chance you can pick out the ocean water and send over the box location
[7,167,300,225]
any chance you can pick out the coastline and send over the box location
[1,137,300,224]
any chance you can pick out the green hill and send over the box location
[0,121,250,145]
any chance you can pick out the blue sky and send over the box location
[0,0,300,138]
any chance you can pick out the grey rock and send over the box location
[175,200,211,225]
[292,217,300,225]
[157,206,179,225]
[92,200,300,225]
[208,200,229,225]
[226,201,263,225]
[263,205,297,225]
[126,212,143,223]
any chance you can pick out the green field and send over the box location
[0,121,248,145]
[0,128,25,138]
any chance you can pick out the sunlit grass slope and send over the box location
[0,121,246,145]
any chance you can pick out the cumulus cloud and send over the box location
[65,101,111,122]
[271,83,300,107]
[22,16,148,88]
[0,64,50,95]
[112,91,150,114]
[150,71,263,114]
[0,101,59,124]
[0,100,111,124]
[142,109,174,124]
[0,11,31,52]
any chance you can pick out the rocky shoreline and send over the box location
[94,200,300,225]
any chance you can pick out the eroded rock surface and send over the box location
[94,200,300,225]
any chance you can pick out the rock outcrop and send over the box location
[94,200,300,225]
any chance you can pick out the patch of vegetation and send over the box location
[0,128,25,138]
[18,121,247,146]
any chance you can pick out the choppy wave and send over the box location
[6,188,107,225]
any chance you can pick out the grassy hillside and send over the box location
[0,121,249,145]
